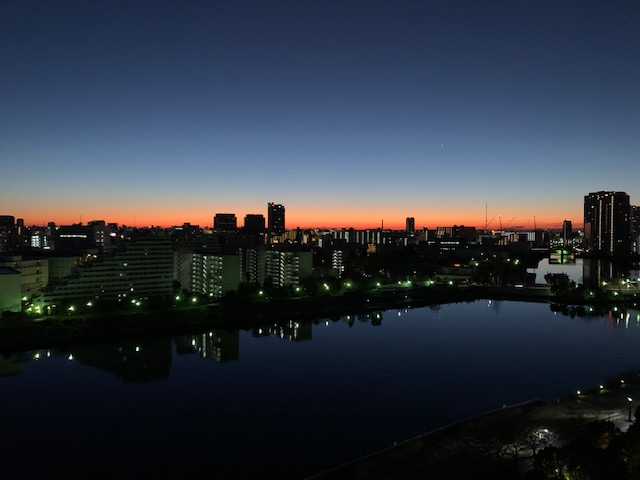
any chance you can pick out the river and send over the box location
[2,300,640,478]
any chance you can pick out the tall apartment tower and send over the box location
[583,191,631,256]
[267,203,285,235]
[562,220,572,246]
[406,217,415,233]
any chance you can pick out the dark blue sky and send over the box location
[2,0,639,228]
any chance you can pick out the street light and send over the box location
[628,397,633,422]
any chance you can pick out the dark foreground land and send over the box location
[307,380,640,480]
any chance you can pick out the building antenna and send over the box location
[485,202,488,230]
[381,219,384,230]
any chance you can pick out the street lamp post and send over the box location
[628,397,633,422]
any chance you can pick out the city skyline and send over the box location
[2,1,639,229]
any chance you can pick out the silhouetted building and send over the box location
[584,191,631,256]
[632,205,640,254]
[55,221,116,253]
[562,220,572,246]
[268,203,285,235]
[0,215,16,252]
[406,217,415,233]
[243,214,266,235]
[213,213,237,232]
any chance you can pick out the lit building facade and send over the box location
[0,255,49,295]
[191,253,241,298]
[584,191,632,256]
[0,267,21,312]
[35,237,174,308]
[241,247,312,287]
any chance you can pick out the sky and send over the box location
[2,0,639,230]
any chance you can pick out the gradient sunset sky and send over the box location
[2,1,639,230]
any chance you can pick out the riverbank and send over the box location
[306,376,640,479]
[0,284,636,354]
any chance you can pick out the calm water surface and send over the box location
[2,300,640,478]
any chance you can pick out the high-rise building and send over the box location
[406,217,415,233]
[243,214,266,235]
[631,205,640,254]
[584,191,631,256]
[562,220,572,246]
[213,213,237,232]
[0,215,16,252]
[267,203,285,235]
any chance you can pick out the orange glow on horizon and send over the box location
[9,199,583,231]
[15,210,579,231]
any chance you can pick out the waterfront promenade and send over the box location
[306,379,640,479]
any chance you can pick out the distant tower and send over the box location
[267,203,285,235]
[584,191,631,256]
[243,214,266,235]
[213,213,237,232]
[562,220,572,247]
[406,217,415,233]
[0,215,16,252]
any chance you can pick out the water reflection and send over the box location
[530,257,640,289]
[4,301,640,479]
[176,330,239,362]
[548,302,640,327]
[71,339,172,382]
[0,353,21,377]
[5,304,640,383]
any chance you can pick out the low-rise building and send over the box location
[0,255,49,296]
[0,267,21,313]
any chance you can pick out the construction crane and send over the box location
[503,216,516,230]
[498,215,516,233]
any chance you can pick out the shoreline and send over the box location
[0,285,636,353]
[307,379,640,479]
